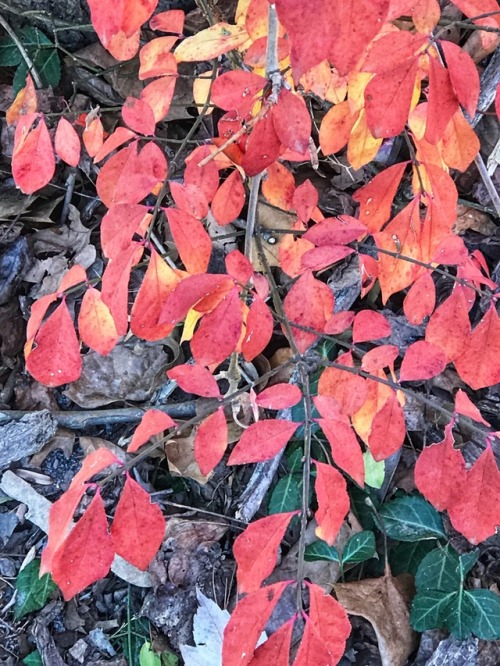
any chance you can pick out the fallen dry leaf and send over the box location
[333,568,417,666]
[453,204,496,236]
[165,430,211,485]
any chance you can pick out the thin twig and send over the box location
[0,14,42,88]
[474,153,500,218]
[244,173,264,262]
[296,362,312,610]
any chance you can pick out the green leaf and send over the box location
[389,540,437,576]
[342,531,376,565]
[140,642,162,666]
[10,27,60,93]
[0,35,22,66]
[459,549,479,580]
[379,495,446,542]
[447,589,478,639]
[415,545,461,593]
[466,589,500,640]
[13,61,29,95]
[23,652,43,666]
[410,589,456,632]
[268,474,302,514]
[363,450,385,489]
[33,46,60,88]
[304,540,340,563]
[14,559,57,619]
[286,444,303,473]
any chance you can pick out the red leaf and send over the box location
[353,162,408,233]
[167,363,221,398]
[303,216,367,246]
[317,417,364,486]
[165,207,212,274]
[150,9,185,33]
[211,71,266,116]
[293,180,318,223]
[211,170,246,225]
[425,57,459,144]
[447,445,500,544]
[365,57,419,138]
[256,384,302,410]
[234,513,296,594]
[138,37,177,79]
[170,182,208,219]
[82,115,104,157]
[318,351,367,416]
[242,112,282,176]
[94,127,137,163]
[222,582,289,666]
[299,583,351,664]
[128,409,176,453]
[301,245,354,272]
[111,475,165,570]
[194,407,228,476]
[159,274,235,326]
[403,272,436,325]
[250,619,294,665]
[272,89,311,153]
[100,204,151,260]
[141,75,178,123]
[361,345,399,373]
[368,392,406,461]
[294,619,332,666]
[454,389,490,426]
[425,287,471,362]
[191,287,243,366]
[314,461,350,545]
[121,96,156,135]
[51,491,114,600]
[454,304,500,390]
[242,295,274,361]
[96,141,167,207]
[41,449,120,576]
[283,270,334,354]
[400,340,447,381]
[324,311,355,335]
[184,146,220,202]
[12,113,55,193]
[352,311,391,343]
[440,40,479,118]
[130,247,181,341]
[25,300,82,387]
[415,423,467,512]
[228,420,299,465]
[54,117,81,167]
[101,242,144,335]
[225,250,254,284]
[78,287,119,355]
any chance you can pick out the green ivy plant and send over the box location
[0,25,60,92]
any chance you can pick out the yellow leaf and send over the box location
[174,23,249,62]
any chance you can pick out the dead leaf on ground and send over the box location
[454,205,496,236]
[79,435,127,463]
[333,568,417,666]
[253,202,296,270]
[32,205,91,254]
[0,301,26,356]
[165,430,211,485]
[64,341,171,408]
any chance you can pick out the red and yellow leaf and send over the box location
[78,287,119,355]
[368,392,406,461]
[12,113,55,194]
[314,460,350,545]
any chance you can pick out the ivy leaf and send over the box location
[343,531,377,565]
[304,540,340,563]
[22,652,43,666]
[14,559,57,619]
[410,589,456,632]
[268,474,302,515]
[379,495,446,542]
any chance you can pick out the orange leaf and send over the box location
[234,513,296,594]
[139,36,177,79]
[12,113,55,194]
[174,23,249,62]
[283,270,334,353]
[167,363,221,398]
[261,162,295,211]
[412,0,440,33]
[141,75,178,123]
[415,423,467,512]
[165,207,212,274]
[54,117,81,167]
[93,127,137,163]
[111,475,165,570]
[51,491,114,600]
[222,582,289,666]
[256,384,302,410]
[368,391,406,461]
[194,407,228,475]
[96,141,167,207]
[150,9,185,33]
[211,170,246,225]
[82,115,104,157]
[25,300,81,387]
[121,97,156,135]
[6,74,37,125]
[191,287,242,366]
[441,110,480,171]
[318,351,367,416]
[353,162,408,233]
[128,409,176,453]
[454,304,500,389]
[425,286,471,362]
[319,100,357,156]
[228,419,299,465]
[347,109,383,170]
[314,461,350,545]
[399,340,447,381]
[78,287,119,355]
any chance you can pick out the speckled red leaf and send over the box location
[211,170,246,226]
[12,113,55,194]
[121,96,156,135]
[403,272,436,325]
[242,295,274,361]
[454,304,500,389]
[400,340,447,381]
[250,618,294,666]
[454,389,490,426]
[368,392,406,461]
[353,311,391,343]
[314,461,350,546]
[272,89,311,153]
